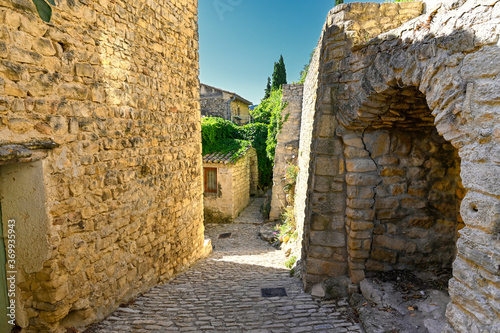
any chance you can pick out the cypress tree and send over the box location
[271,55,287,91]
[264,77,271,99]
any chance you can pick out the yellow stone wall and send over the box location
[0,0,204,331]
[230,99,251,125]
[203,148,257,221]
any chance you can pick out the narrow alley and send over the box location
[88,198,364,332]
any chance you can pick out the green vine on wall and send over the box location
[201,117,273,186]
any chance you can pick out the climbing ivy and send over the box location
[239,123,273,187]
[201,117,251,162]
[201,117,274,187]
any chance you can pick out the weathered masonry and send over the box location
[269,84,303,222]
[294,1,500,332]
[203,147,258,222]
[200,83,253,125]
[0,0,206,332]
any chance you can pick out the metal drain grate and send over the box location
[218,233,232,239]
[261,288,287,297]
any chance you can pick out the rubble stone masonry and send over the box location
[0,0,204,331]
[295,1,500,332]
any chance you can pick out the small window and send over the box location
[204,168,217,193]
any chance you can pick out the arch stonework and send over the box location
[295,1,499,332]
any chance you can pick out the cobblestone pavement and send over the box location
[90,200,363,333]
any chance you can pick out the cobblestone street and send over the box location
[90,199,364,332]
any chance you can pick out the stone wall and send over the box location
[296,1,500,332]
[269,83,303,221]
[297,0,425,290]
[340,126,464,275]
[230,99,251,125]
[203,148,257,221]
[201,95,227,119]
[0,0,204,331]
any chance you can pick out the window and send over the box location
[204,168,217,193]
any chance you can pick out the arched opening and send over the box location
[340,86,465,285]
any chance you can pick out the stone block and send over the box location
[371,247,397,263]
[344,146,370,159]
[306,258,348,277]
[311,213,329,231]
[374,197,398,209]
[349,269,365,284]
[389,183,407,195]
[391,134,412,155]
[461,163,500,197]
[348,229,372,240]
[373,235,411,252]
[460,191,500,233]
[347,185,374,199]
[342,133,364,148]
[349,249,370,259]
[380,166,405,177]
[347,237,362,250]
[347,198,374,209]
[377,155,399,165]
[346,173,380,186]
[382,176,404,185]
[76,63,94,78]
[33,37,56,56]
[310,230,346,247]
[315,156,339,176]
[364,131,390,157]
[376,209,398,220]
[346,207,375,221]
[309,245,336,259]
[401,197,426,209]
[348,219,374,231]
[346,158,377,172]
[318,114,337,137]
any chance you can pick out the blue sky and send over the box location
[199,0,384,104]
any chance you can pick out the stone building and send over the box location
[203,147,258,222]
[287,0,500,332]
[0,0,208,332]
[200,83,253,125]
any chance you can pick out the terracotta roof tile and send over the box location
[202,146,252,164]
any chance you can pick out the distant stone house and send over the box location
[200,83,253,125]
[203,147,258,222]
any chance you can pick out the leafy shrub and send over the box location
[201,117,274,187]
[201,117,251,162]
[285,256,298,269]
[239,123,273,186]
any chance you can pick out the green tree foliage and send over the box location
[32,0,55,22]
[265,88,288,163]
[298,49,316,84]
[271,55,287,91]
[201,117,274,187]
[238,123,273,186]
[201,117,250,162]
[264,77,272,99]
[335,0,344,5]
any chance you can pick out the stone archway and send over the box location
[295,2,500,332]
